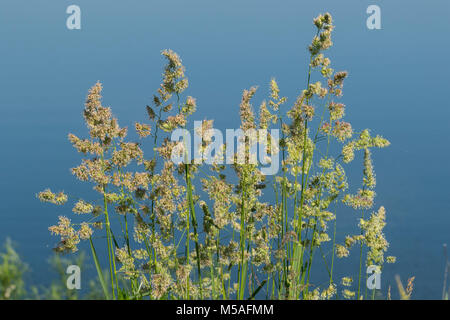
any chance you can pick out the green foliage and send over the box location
[0,238,28,300]
[38,12,396,300]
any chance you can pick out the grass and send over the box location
[33,12,400,300]
[0,239,105,300]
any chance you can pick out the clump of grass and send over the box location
[38,12,395,300]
